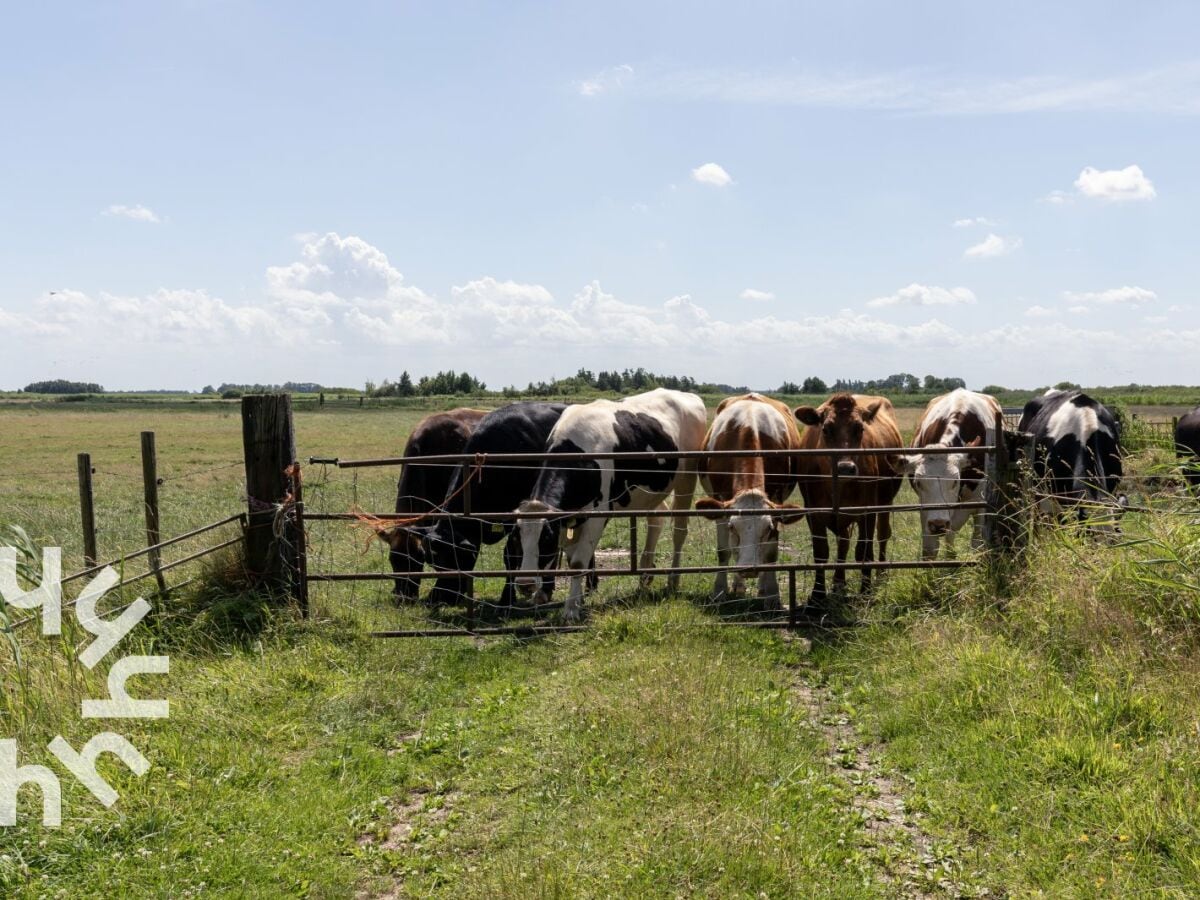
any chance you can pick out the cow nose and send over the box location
[927,519,950,535]
[836,460,857,477]
[515,575,537,591]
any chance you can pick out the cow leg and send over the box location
[809,520,829,603]
[586,556,599,594]
[639,504,667,589]
[858,513,877,595]
[667,468,698,593]
[713,518,731,600]
[876,510,892,562]
[562,520,604,623]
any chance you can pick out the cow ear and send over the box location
[862,399,884,422]
[794,406,821,426]
[966,435,984,448]
[694,497,730,519]
[770,502,806,525]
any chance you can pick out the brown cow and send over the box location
[374,407,488,600]
[695,393,804,604]
[793,393,902,603]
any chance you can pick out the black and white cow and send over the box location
[1018,389,1126,530]
[515,388,708,622]
[1175,406,1200,489]
[422,402,568,607]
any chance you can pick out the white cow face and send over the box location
[896,451,973,535]
[696,490,804,574]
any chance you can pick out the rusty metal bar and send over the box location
[304,500,987,523]
[312,444,992,469]
[308,557,973,583]
[59,513,247,585]
[628,514,639,574]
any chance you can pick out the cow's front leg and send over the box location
[667,469,697,593]
[833,524,852,595]
[639,506,666,589]
[809,519,830,604]
[713,519,731,600]
[858,513,877,595]
[562,520,603,622]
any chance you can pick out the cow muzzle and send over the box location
[836,460,857,477]
[514,575,538,595]
[927,518,951,536]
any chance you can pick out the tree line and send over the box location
[777,374,967,394]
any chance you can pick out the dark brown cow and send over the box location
[1176,406,1200,489]
[793,393,902,603]
[695,393,804,604]
[374,407,487,600]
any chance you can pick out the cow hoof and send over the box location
[666,575,681,593]
[638,573,656,590]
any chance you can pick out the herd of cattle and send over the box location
[367,387,1200,622]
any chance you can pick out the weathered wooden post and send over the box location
[140,431,168,593]
[77,452,98,568]
[241,394,300,599]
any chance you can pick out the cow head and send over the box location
[514,499,563,601]
[696,490,804,577]
[794,394,885,477]
[895,436,983,536]
[424,518,481,605]
[375,525,430,601]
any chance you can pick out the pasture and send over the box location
[2,399,1200,897]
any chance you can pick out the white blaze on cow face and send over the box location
[897,453,972,535]
[515,499,551,597]
[725,489,780,576]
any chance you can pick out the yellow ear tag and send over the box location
[491,522,505,534]
[566,526,576,541]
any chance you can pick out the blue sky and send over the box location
[2,1,1198,390]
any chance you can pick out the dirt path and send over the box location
[789,643,977,897]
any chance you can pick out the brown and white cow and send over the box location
[695,394,804,604]
[895,389,1002,559]
[794,394,902,603]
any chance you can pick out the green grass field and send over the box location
[2,401,1199,897]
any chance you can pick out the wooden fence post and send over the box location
[241,394,300,599]
[77,452,98,568]
[140,431,168,594]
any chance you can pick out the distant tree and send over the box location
[800,377,828,394]
[397,371,415,397]
[1054,380,1081,391]
[778,381,801,394]
[24,379,103,394]
[220,389,242,399]
[200,384,216,395]
[980,385,1007,395]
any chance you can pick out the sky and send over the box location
[2,0,1199,391]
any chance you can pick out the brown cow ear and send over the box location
[794,406,821,426]
[966,435,984,448]
[694,497,731,520]
[770,502,806,525]
[862,399,884,422]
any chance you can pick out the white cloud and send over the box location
[1062,286,1157,306]
[691,162,733,187]
[952,217,996,228]
[964,233,1022,259]
[1143,315,1168,324]
[578,64,634,97]
[739,288,775,302]
[631,202,649,213]
[1068,305,1090,314]
[1074,165,1156,201]
[866,283,976,309]
[103,204,161,223]
[1040,190,1072,206]
[1024,305,1058,318]
[616,61,1200,115]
